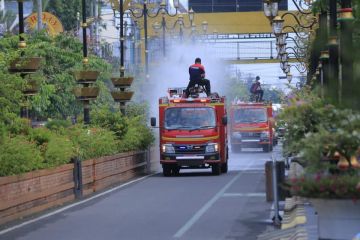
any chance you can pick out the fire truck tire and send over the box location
[221,161,228,173]
[262,145,273,152]
[172,166,180,175]
[212,163,221,175]
[162,165,172,177]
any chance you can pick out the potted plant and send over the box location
[285,108,360,240]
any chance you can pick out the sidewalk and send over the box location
[256,143,319,240]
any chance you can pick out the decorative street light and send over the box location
[202,21,208,34]
[263,0,279,20]
[125,0,180,78]
[287,73,293,83]
[151,3,189,58]
[272,16,284,36]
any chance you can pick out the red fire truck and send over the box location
[151,88,228,176]
[229,101,274,152]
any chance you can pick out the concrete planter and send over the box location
[310,198,360,240]
[111,77,134,88]
[23,79,39,95]
[111,91,134,102]
[9,57,42,73]
[74,87,100,100]
[74,70,100,83]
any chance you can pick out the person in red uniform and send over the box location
[185,58,211,97]
[250,76,264,102]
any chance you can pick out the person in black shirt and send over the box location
[185,58,211,97]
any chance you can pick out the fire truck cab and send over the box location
[151,88,228,176]
[229,101,274,152]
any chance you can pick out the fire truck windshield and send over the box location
[234,108,267,124]
[165,107,216,130]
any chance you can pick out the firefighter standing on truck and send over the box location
[185,58,211,97]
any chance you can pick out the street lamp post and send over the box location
[17,0,25,49]
[119,0,124,78]
[328,0,339,104]
[127,0,180,79]
[338,0,354,108]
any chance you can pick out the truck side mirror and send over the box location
[150,117,156,127]
[222,116,227,125]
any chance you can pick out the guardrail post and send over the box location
[272,154,282,226]
[73,157,83,199]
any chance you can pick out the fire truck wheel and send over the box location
[212,163,221,175]
[262,145,273,152]
[172,166,180,175]
[221,162,228,173]
[162,165,172,177]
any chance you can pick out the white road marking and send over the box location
[222,193,266,198]
[173,162,253,239]
[0,174,156,236]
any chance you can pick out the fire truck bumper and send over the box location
[161,153,220,166]
[232,139,270,148]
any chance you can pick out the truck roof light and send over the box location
[200,99,207,103]
[173,99,181,103]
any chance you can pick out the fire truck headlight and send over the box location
[260,131,270,138]
[162,144,175,154]
[206,143,219,153]
[232,132,242,139]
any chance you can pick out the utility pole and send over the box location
[338,0,354,108]
[37,0,42,30]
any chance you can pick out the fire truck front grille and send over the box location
[241,132,261,139]
[175,145,205,154]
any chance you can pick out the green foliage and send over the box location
[225,77,250,103]
[45,119,72,131]
[91,107,128,139]
[45,0,81,31]
[288,174,360,199]
[67,125,119,160]
[44,135,75,167]
[118,116,155,151]
[29,127,53,146]
[0,136,43,176]
[278,88,327,156]
[298,110,360,171]
[125,102,150,118]
[7,118,31,136]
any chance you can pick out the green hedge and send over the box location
[0,136,43,176]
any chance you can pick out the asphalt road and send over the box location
[0,147,277,240]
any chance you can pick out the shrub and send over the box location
[118,116,154,151]
[0,136,43,176]
[7,118,31,136]
[29,127,53,146]
[45,119,71,131]
[67,125,118,160]
[44,135,75,167]
[91,108,128,139]
[288,174,360,199]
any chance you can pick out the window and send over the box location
[234,108,267,124]
[165,107,216,130]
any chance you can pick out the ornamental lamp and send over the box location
[272,15,284,36]
[202,21,208,33]
[188,8,195,22]
[160,0,166,8]
[319,50,329,60]
[287,73,293,83]
[263,0,278,19]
